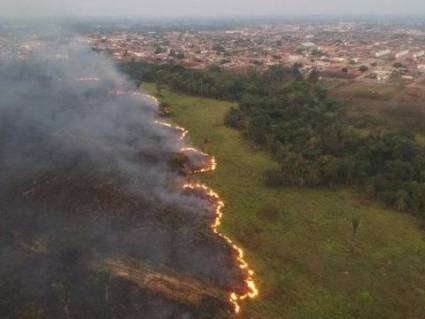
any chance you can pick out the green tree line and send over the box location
[120,61,425,217]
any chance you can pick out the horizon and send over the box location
[1,0,425,19]
[3,13,425,23]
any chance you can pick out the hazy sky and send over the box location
[1,0,425,18]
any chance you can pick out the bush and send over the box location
[359,65,369,72]
[224,107,244,129]
[264,169,284,187]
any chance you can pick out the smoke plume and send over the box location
[0,36,242,318]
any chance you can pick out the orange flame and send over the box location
[157,120,258,314]
[182,182,259,313]
[146,95,160,105]
[180,147,217,173]
[115,90,144,96]
[155,120,189,141]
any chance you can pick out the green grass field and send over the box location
[143,83,425,319]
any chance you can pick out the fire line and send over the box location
[154,113,258,314]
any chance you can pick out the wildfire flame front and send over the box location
[156,119,259,314]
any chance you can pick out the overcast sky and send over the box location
[1,0,425,18]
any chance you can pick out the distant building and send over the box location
[413,51,425,59]
[402,75,414,80]
[374,49,391,58]
[301,42,317,48]
[288,54,303,62]
[395,50,409,59]
[369,70,391,81]
[331,57,346,63]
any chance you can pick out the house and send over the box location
[374,49,391,58]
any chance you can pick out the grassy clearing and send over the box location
[324,79,425,143]
[143,82,425,319]
[328,80,402,101]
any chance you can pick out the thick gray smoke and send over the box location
[0,38,242,318]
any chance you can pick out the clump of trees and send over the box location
[121,61,425,217]
[119,61,296,101]
[226,77,425,216]
[227,77,425,216]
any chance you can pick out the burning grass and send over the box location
[155,117,259,314]
[0,51,249,318]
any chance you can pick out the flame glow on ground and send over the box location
[155,118,259,314]
[115,90,144,96]
[180,147,217,173]
[155,120,189,141]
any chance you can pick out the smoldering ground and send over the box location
[0,41,243,318]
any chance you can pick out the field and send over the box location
[324,79,425,142]
[143,82,425,319]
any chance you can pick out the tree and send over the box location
[308,69,320,83]
[396,189,410,211]
[155,81,162,96]
[154,46,164,54]
[359,65,369,72]
[351,217,361,239]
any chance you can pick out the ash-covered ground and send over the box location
[0,43,244,319]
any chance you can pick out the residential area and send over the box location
[88,20,425,84]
